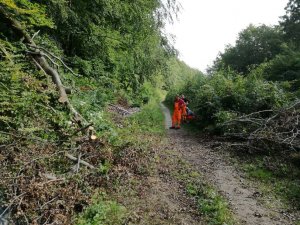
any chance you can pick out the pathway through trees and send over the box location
[160,103,291,225]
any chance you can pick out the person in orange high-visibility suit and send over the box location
[170,95,185,129]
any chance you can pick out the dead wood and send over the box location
[65,153,95,169]
[0,7,84,123]
[74,153,82,173]
[28,44,81,77]
[108,103,131,115]
[71,123,94,137]
[0,193,27,219]
[222,100,300,151]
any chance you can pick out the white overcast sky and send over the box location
[165,0,289,72]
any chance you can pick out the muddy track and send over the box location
[160,103,292,225]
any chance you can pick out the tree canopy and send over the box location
[280,0,300,47]
[211,24,284,74]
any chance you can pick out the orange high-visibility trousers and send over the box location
[172,102,182,128]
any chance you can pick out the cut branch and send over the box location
[71,123,94,137]
[0,193,27,219]
[65,153,95,169]
[75,153,82,173]
[29,44,81,77]
[26,50,60,68]
[222,100,300,151]
[31,30,40,40]
[0,7,84,123]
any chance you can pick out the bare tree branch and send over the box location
[0,7,86,124]
[222,100,300,151]
[31,30,40,40]
[65,153,95,169]
[29,44,81,77]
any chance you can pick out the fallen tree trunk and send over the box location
[0,7,83,123]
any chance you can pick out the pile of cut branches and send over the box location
[222,100,300,152]
[0,127,155,224]
[0,134,107,224]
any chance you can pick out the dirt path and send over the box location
[160,103,292,225]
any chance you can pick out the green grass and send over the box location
[127,99,165,135]
[76,192,127,225]
[114,98,166,154]
[242,159,300,210]
[77,98,166,223]
[167,154,236,225]
[186,181,235,225]
[243,164,273,180]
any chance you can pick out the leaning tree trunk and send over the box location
[0,7,83,123]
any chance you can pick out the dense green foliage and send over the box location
[0,40,68,142]
[211,25,284,74]
[0,0,180,141]
[31,0,178,93]
[167,68,288,132]
[168,0,300,133]
[280,0,300,46]
[0,0,180,223]
[165,57,204,89]
[265,45,300,93]
[0,0,179,103]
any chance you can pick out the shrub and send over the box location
[166,68,289,133]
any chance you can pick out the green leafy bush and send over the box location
[166,68,288,133]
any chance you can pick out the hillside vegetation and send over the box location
[0,0,185,223]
